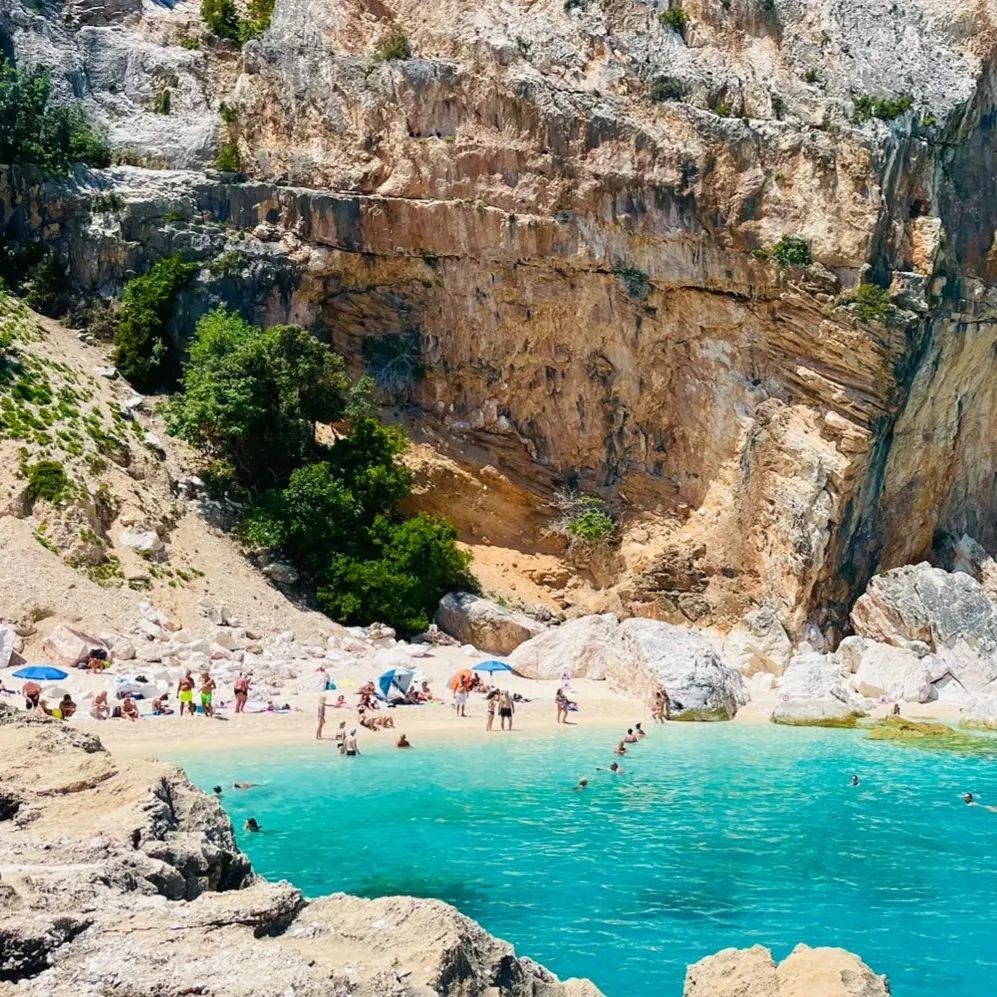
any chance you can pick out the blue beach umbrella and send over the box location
[13,665,69,681]
[473,660,513,676]
[378,667,415,699]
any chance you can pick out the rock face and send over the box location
[837,637,934,703]
[684,943,891,996]
[4,2,997,638]
[511,614,746,720]
[0,708,599,996]
[724,609,794,677]
[435,591,547,655]
[509,613,623,680]
[40,623,102,668]
[771,698,865,728]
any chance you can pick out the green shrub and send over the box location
[201,0,241,41]
[218,102,238,125]
[214,140,242,172]
[152,88,171,115]
[317,514,473,634]
[612,265,652,299]
[853,94,913,124]
[377,28,411,61]
[650,77,684,103]
[0,60,109,173]
[848,283,894,323]
[165,308,351,486]
[659,5,687,35]
[112,254,198,390]
[179,36,201,51]
[25,459,72,505]
[240,0,276,41]
[770,234,812,268]
[566,496,615,543]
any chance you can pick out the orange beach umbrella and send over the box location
[448,668,472,691]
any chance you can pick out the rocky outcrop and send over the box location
[0,708,598,995]
[724,608,793,677]
[684,943,891,996]
[511,614,746,720]
[771,698,865,728]
[435,591,546,655]
[509,613,622,680]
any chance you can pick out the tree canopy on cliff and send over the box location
[0,60,108,173]
[168,307,473,633]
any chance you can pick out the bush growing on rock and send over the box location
[768,234,812,268]
[376,28,412,61]
[112,254,198,391]
[201,0,241,41]
[25,459,73,505]
[659,5,687,36]
[545,492,617,552]
[847,282,894,323]
[213,140,242,173]
[853,93,913,124]
[0,60,109,173]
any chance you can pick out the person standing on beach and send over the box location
[200,671,217,718]
[343,729,360,756]
[455,680,468,718]
[555,687,569,724]
[651,688,669,723]
[498,689,514,731]
[177,670,195,716]
[315,695,327,740]
[234,673,251,714]
[486,689,498,731]
[335,721,347,753]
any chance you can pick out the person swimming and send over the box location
[613,741,627,755]
[213,785,223,796]
[233,782,257,789]
[244,818,261,832]
[396,734,412,748]
[623,728,638,744]
[634,723,646,738]
[850,774,860,787]
[574,778,589,790]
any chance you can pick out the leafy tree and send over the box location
[214,140,242,173]
[166,308,350,485]
[0,60,108,173]
[241,0,276,40]
[317,514,473,633]
[770,234,812,268]
[112,255,198,391]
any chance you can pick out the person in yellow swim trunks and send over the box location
[177,669,195,716]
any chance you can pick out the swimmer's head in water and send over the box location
[964,793,974,804]
[577,778,588,788]
[213,785,222,795]
[245,818,260,831]
[609,762,619,772]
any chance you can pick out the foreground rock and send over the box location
[724,609,794,677]
[511,615,746,720]
[435,591,547,655]
[0,707,598,996]
[771,652,866,727]
[684,943,891,995]
[771,698,864,728]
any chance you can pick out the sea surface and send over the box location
[177,723,997,997]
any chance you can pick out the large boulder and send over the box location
[779,652,853,702]
[771,698,865,728]
[851,563,997,655]
[684,943,890,996]
[509,614,621,679]
[837,637,934,703]
[41,624,103,668]
[723,608,793,676]
[435,592,547,655]
[959,695,997,731]
[616,619,747,721]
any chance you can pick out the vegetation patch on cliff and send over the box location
[167,308,473,633]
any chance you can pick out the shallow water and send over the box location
[178,724,997,996]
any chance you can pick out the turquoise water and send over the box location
[178,725,997,996]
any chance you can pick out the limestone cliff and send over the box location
[3,0,997,642]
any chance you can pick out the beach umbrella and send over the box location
[473,660,513,676]
[378,667,415,699]
[448,668,473,691]
[13,665,68,682]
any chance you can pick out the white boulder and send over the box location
[509,614,621,680]
[42,624,102,667]
[779,652,853,702]
[771,698,865,727]
[118,528,164,555]
[0,624,18,669]
[837,636,933,703]
[616,619,747,721]
[723,608,793,676]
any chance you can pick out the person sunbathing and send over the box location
[121,694,139,721]
[333,695,348,708]
[396,734,412,748]
[91,691,110,720]
[59,694,77,719]
[151,694,173,715]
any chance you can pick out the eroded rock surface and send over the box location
[684,943,891,996]
[435,591,547,655]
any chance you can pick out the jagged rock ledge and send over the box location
[0,705,599,996]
